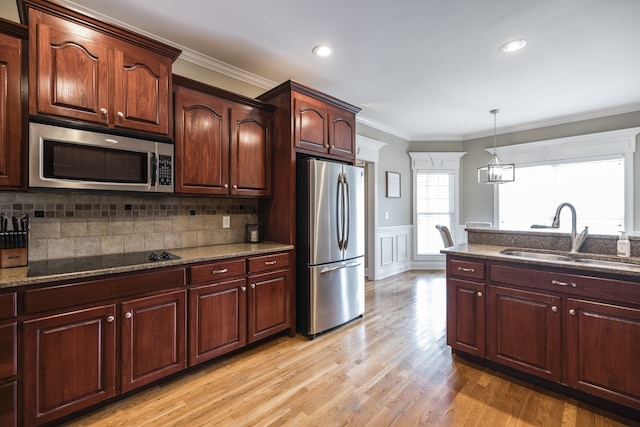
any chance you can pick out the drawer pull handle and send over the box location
[264,261,277,265]
[211,268,229,275]
[458,267,475,273]
[551,279,577,288]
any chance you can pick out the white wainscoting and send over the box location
[376,225,413,279]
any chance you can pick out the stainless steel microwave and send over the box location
[29,122,174,193]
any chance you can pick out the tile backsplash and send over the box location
[0,191,259,262]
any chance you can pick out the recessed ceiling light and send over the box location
[312,45,334,57]
[500,39,528,53]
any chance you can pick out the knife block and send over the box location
[0,231,28,267]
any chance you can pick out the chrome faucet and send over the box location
[552,203,589,252]
[531,202,589,252]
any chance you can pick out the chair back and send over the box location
[435,225,454,247]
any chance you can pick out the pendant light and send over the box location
[477,109,515,184]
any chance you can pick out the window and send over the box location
[409,152,465,260]
[498,157,625,234]
[492,127,638,234]
[416,172,455,254]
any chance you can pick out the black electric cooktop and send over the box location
[27,251,180,277]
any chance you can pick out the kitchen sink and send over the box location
[499,249,574,262]
[500,248,640,270]
[572,258,640,270]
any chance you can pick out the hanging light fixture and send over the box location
[477,109,515,184]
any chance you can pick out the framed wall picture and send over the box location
[386,171,401,198]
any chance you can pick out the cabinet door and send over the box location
[112,43,171,135]
[294,94,328,153]
[174,86,230,194]
[0,381,16,427]
[23,305,117,426]
[487,285,561,382]
[32,16,110,124]
[188,278,247,366]
[328,106,356,160]
[566,298,640,410]
[230,106,272,197]
[247,269,290,342]
[0,33,23,188]
[121,290,186,393]
[446,278,485,357]
[0,322,16,380]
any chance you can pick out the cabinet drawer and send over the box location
[490,264,640,304]
[24,268,186,314]
[248,252,290,274]
[0,293,16,320]
[0,323,16,380]
[190,259,245,285]
[449,259,485,280]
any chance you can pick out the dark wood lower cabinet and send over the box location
[566,298,640,410]
[487,285,562,382]
[446,255,640,414]
[23,305,117,426]
[121,291,186,393]
[247,268,290,343]
[188,278,247,366]
[446,278,485,357]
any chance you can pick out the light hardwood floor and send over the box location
[64,271,639,426]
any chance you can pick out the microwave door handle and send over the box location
[150,152,157,187]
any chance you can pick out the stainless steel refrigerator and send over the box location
[296,158,365,338]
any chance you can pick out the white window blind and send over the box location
[416,172,455,254]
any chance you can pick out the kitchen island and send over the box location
[442,237,640,416]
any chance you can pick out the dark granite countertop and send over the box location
[0,242,294,289]
[441,243,640,279]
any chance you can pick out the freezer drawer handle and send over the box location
[320,262,361,274]
[211,268,228,275]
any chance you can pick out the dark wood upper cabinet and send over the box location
[173,75,273,197]
[20,0,180,137]
[0,19,27,190]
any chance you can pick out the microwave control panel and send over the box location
[158,154,172,186]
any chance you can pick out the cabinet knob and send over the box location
[232,184,238,189]
[477,291,483,297]
[551,305,558,312]
[224,184,229,189]
[100,108,107,115]
[106,315,115,323]
[117,111,124,118]
[251,283,256,289]
[241,286,247,292]
[124,311,132,319]
[569,309,576,316]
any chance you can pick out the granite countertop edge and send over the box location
[0,242,294,289]
[441,243,640,278]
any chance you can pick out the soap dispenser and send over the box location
[617,232,631,257]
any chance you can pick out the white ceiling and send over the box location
[60,0,640,141]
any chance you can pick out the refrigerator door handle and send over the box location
[343,174,350,250]
[319,262,362,274]
[336,173,345,250]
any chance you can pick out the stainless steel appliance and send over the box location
[297,158,365,338]
[29,122,174,193]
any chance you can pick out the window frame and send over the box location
[409,152,465,264]
[491,128,639,232]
